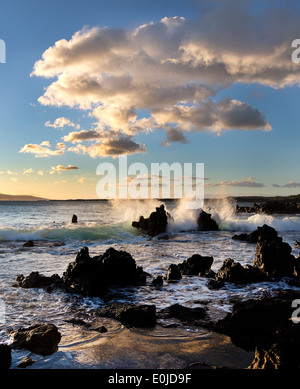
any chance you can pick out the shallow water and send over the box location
[0,199,299,368]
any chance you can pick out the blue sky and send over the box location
[0,0,300,199]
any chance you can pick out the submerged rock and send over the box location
[18,356,35,368]
[23,240,34,247]
[62,246,147,297]
[178,254,214,276]
[151,275,164,287]
[132,204,170,236]
[158,303,207,324]
[197,210,219,231]
[164,264,182,281]
[14,272,61,289]
[97,303,156,327]
[10,323,61,356]
[232,224,278,244]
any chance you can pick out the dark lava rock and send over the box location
[211,291,300,368]
[164,264,182,281]
[212,291,298,351]
[0,344,11,370]
[253,230,295,278]
[23,240,34,247]
[197,210,219,231]
[62,246,147,297]
[249,321,300,369]
[158,303,207,324]
[222,225,298,283]
[14,272,61,289]
[232,224,278,244]
[178,254,214,276]
[207,278,225,290]
[294,240,300,248]
[18,356,35,368]
[97,303,156,327]
[71,214,78,224]
[151,275,164,287]
[216,258,265,284]
[132,204,170,236]
[10,323,61,356]
[236,201,300,215]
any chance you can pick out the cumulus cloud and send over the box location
[68,136,146,158]
[63,129,103,143]
[19,141,65,158]
[28,2,300,155]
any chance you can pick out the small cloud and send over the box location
[205,177,265,188]
[54,180,67,184]
[19,142,65,158]
[50,164,79,174]
[272,181,300,188]
[77,177,86,184]
[68,136,146,158]
[45,117,78,129]
[24,168,34,174]
[161,127,188,146]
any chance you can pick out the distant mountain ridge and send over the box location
[0,193,47,201]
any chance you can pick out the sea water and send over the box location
[0,199,299,368]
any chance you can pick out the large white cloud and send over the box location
[28,2,300,156]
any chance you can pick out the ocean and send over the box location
[1,198,300,369]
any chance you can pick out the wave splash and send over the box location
[0,198,299,243]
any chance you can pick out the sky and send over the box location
[0,0,300,200]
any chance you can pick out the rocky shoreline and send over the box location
[236,200,300,214]
[1,204,300,370]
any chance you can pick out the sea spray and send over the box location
[109,198,164,224]
[166,198,199,232]
[205,198,300,232]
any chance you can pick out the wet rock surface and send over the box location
[62,246,147,297]
[211,291,300,368]
[97,303,157,327]
[10,323,61,356]
[14,272,61,289]
[132,204,170,236]
[197,210,219,231]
